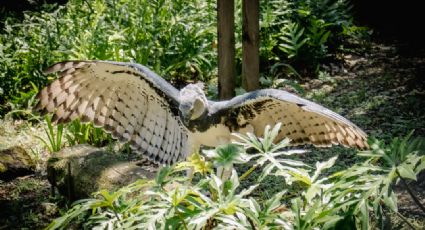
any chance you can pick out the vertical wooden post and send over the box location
[242,0,260,91]
[218,0,235,100]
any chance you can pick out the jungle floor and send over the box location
[1,37,424,229]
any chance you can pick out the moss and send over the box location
[0,146,35,180]
[0,163,6,172]
[47,145,156,200]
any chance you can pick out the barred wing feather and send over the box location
[211,89,368,149]
[36,61,191,164]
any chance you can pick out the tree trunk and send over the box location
[242,0,260,91]
[218,0,235,100]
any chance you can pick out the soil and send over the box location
[0,175,55,229]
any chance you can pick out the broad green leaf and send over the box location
[397,165,417,180]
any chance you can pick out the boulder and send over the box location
[47,145,157,200]
[0,146,35,181]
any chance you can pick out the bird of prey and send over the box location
[36,60,368,165]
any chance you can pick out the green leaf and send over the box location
[415,156,425,173]
[397,165,417,180]
[204,144,247,168]
[305,184,321,203]
[176,151,213,175]
[312,156,337,182]
[382,191,398,212]
[155,166,173,187]
[359,201,370,230]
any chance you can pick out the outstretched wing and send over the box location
[36,60,191,164]
[210,89,368,149]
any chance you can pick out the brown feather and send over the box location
[36,61,190,164]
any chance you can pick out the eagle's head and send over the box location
[179,83,208,125]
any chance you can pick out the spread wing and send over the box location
[210,89,368,149]
[36,60,191,164]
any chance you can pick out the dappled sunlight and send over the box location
[1,0,424,229]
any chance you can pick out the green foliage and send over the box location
[331,133,425,228]
[177,152,214,177]
[65,119,112,147]
[36,116,113,153]
[258,0,366,75]
[47,124,424,229]
[278,22,309,59]
[361,131,425,170]
[203,144,247,169]
[6,82,40,119]
[0,0,216,115]
[0,0,365,115]
[260,63,305,96]
[35,116,64,153]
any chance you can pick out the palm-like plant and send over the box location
[47,125,425,229]
[233,123,307,182]
[358,133,425,214]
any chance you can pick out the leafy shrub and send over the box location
[36,115,64,153]
[35,116,112,153]
[46,124,425,229]
[258,0,367,75]
[0,0,217,115]
[278,22,309,59]
[66,119,112,147]
[1,0,365,115]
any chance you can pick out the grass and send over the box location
[35,116,64,153]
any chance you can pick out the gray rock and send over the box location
[0,146,35,181]
[47,145,157,200]
[41,202,58,216]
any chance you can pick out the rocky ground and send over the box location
[1,39,424,229]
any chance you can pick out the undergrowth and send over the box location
[0,0,367,116]
[46,123,425,229]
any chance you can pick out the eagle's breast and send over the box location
[190,123,232,147]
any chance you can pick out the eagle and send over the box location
[36,61,368,165]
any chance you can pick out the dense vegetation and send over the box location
[1,0,424,229]
[46,124,425,229]
[0,0,367,116]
